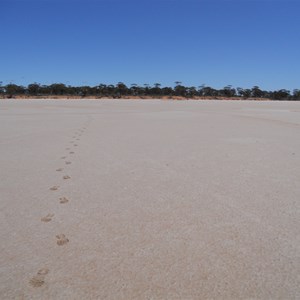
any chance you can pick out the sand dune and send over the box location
[0,99,299,299]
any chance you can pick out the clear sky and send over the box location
[1,0,299,90]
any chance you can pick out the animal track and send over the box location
[63,175,71,180]
[65,161,72,165]
[61,156,66,159]
[29,276,44,287]
[56,234,69,246]
[41,214,54,222]
[69,151,74,154]
[29,268,49,287]
[74,144,78,146]
[56,168,63,172]
[50,186,59,191]
[37,268,49,276]
[59,197,69,204]
[66,148,70,150]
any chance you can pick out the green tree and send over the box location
[5,84,25,97]
[271,89,290,100]
[0,81,4,96]
[161,87,173,96]
[293,89,300,100]
[174,82,187,96]
[130,83,138,96]
[152,83,162,96]
[28,83,40,95]
[201,86,216,97]
[49,83,67,95]
[251,86,264,98]
[237,88,251,98]
[116,82,128,97]
[198,84,206,96]
[143,84,150,96]
[220,85,236,97]
[187,86,197,98]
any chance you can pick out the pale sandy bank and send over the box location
[0,99,299,299]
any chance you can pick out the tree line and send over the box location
[1,81,299,100]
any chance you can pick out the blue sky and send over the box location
[1,0,299,90]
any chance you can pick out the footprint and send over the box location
[69,152,74,154]
[63,175,71,180]
[56,234,69,246]
[66,148,70,150]
[29,268,49,287]
[41,214,54,222]
[61,156,66,159]
[76,139,80,141]
[65,161,72,165]
[74,144,78,146]
[59,197,69,204]
[50,186,59,191]
[56,168,63,172]
[37,268,49,276]
[29,276,45,287]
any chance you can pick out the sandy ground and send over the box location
[0,99,299,299]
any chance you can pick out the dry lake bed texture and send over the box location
[0,99,299,299]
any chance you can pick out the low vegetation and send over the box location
[1,82,299,100]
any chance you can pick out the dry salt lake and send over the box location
[0,99,299,299]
